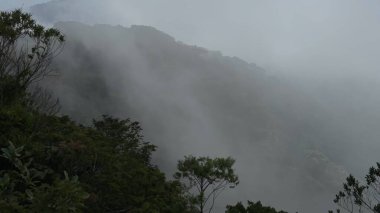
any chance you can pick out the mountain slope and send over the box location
[40,22,347,212]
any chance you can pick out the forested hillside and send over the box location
[0,10,194,212]
[0,10,295,212]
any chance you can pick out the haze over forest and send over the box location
[2,1,380,213]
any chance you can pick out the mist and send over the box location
[26,1,380,167]
[2,0,380,212]
[24,0,380,75]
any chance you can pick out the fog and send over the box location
[2,0,380,212]
[22,0,380,76]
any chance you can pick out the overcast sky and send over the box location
[0,0,49,10]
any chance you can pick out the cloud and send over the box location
[29,0,380,77]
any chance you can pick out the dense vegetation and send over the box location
[0,103,192,212]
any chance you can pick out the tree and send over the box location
[174,155,239,213]
[81,115,190,212]
[332,162,380,213]
[226,201,288,213]
[0,9,64,106]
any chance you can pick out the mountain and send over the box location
[30,0,380,165]
[36,21,348,212]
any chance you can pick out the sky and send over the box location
[0,0,49,10]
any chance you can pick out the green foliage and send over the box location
[93,115,156,164]
[0,102,191,212]
[29,175,88,213]
[226,201,288,213]
[175,155,239,213]
[0,142,88,212]
[74,115,190,213]
[333,163,380,213]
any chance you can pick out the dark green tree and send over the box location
[226,201,288,213]
[332,163,380,213]
[79,115,190,212]
[174,155,239,213]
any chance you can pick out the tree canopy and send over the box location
[175,155,239,213]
